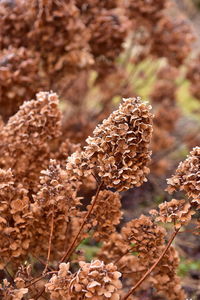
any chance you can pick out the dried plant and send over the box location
[0,0,200,299]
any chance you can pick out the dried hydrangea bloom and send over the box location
[150,16,195,67]
[31,159,81,259]
[0,92,61,176]
[167,147,200,206]
[0,279,28,300]
[98,232,129,263]
[76,0,129,76]
[45,262,73,299]
[121,215,166,264]
[0,0,31,49]
[27,0,92,74]
[127,0,167,21]
[151,246,186,300]
[150,66,178,104]
[73,97,153,191]
[0,47,47,120]
[86,7,130,75]
[151,126,174,153]
[70,260,122,300]
[0,169,33,269]
[152,199,195,229]
[87,190,122,241]
[186,53,200,100]
[153,102,180,133]
[66,151,92,181]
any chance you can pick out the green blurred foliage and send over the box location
[178,257,200,277]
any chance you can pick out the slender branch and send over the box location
[25,271,57,288]
[4,266,14,284]
[30,253,54,272]
[122,228,180,300]
[35,287,45,300]
[59,181,103,264]
[43,206,55,274]
[114,249,130,265]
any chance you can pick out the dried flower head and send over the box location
[45,262,72,299]
[46,260,121,300]
[154,199,195,229]
[150,16,195,66]
[0,169,33,269]
[0,47,46,120]
[167,147,200,206]
[87,190,122,241]
[0,279,28,300]
[121,215,166,264]
[98,232,129,264]
[0,91,61,176]
[152,246,186,300]
[31,159,81,259]
[70,260,122,300]
[28,0,92,74]
[68,97,153,191]
[187,53,200,100]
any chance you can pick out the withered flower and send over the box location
[121,215,166,264]
[150,16,195,67]
[67,97,153,191]
[87,190,122,241]
[155,199,195,229]
[152,246,186,300]
[0,47,46,120]
[45,262,72,299]
[31,159,81,259]
[98,232,129,264]
[0,279,28,300]
[186,53,200,100]
[0,169,33,269]
[70,260,122,300]
[0,91,61,176]
[167,147,200,207]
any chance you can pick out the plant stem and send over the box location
[43,206,55,274]
[122,228,180,300]
[25,271,57,288]
[59,181,103,264]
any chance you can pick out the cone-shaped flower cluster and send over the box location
[67,97,153,191]
[167,147,200,206]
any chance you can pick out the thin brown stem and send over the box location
[25,271,57,288]
[59,181,103,264]
[43,206,55,274]
[114,249,130,265]
[122,228,180,300]
[4,266,14,284]
[31,253,54,272]
[35,287,45,300]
